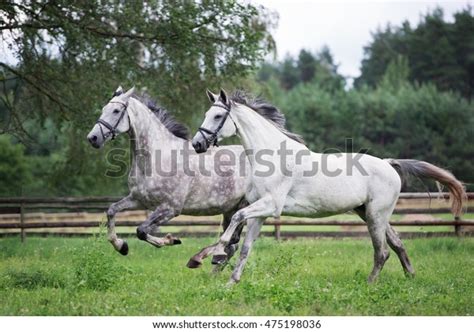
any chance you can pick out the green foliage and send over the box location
[0,135,30,196]
[0,237,473,315]
[1,267,65,290]
[1,1,276,126]
[72,232,123,291]
[280,55,300,90]
[265,72,474,190]
[258,47,345,91]
[355,7,474,98]
[379,55,410,90]
[0,0,277,196]
[298,49,317,83]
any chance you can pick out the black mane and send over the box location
[132,93,189,140]
[230,90,305,144]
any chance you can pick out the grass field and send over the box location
[0,235,473,316]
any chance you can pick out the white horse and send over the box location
[189,89,466,284]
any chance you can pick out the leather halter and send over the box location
[198,103,234,147]
[96,100,128,140]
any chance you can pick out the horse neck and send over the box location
[127,99,183,169]
[232,104,292,153]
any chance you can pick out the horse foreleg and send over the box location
[228,218,264,285]
[107,195,142,255]
[136,206,181,248]
[187,196,276,268]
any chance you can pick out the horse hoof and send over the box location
[367,276,378,284]
[226,278,238,287]
[165,233,182,245]
[119,242,129,256]
[187,258,202,269]
[211,255,227,265]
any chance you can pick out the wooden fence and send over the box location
[0,193,473,241]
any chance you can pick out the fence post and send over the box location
[274,217,281,241]
[20,203,26,243]
[454,216,462,237]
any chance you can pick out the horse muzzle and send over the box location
[87,132,103,149]
[192,137,208,154]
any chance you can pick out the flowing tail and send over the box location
[385,159,466,217]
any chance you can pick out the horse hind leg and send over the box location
[355,203,391,283]
[367,222,390,283]
[355,206,415,278]
[386,226,415,277]
[136,207,181,248]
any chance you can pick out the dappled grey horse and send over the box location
[86,86,253,265]
[189,89,466,284]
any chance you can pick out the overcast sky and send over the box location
[255,0,472,80]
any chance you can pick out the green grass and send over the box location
[0,235,473,315]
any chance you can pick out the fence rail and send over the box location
[0,193,473,241]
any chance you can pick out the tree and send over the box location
[279,55,299,90]
[0,1,277,196]
[0,135,30,196]
[379,55,410,90]
[259,46,345,91]
[355,7,474,98]
[312,46,345,91]
[0,1,276,135]
[297,49,316,83]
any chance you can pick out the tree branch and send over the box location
[0,62,69,113]
[0,23,62,31]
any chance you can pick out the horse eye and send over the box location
[214,114,222,120]
[113,109,120,114]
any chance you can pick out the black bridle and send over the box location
[96,100,128,140]
[198,103,233,147]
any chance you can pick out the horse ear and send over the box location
[219,89,229,105]
[113,86,124,97]
[122,86,135,99]
[206,89,217,103]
